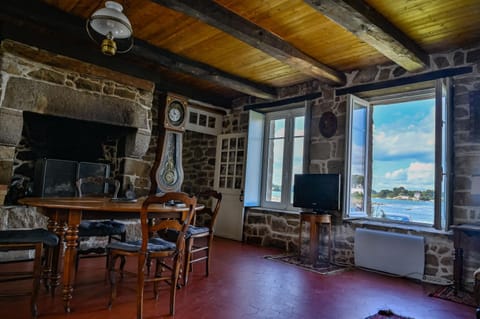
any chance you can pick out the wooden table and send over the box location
[451,223,480,293]
[18,196,202,312]
[298,212,331,265]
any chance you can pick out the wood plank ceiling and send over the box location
[2,0,480,108]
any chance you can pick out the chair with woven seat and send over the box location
[0,228,58,319]
[107,192,196,318]
[75,177,127,272]
[183,189,222,286]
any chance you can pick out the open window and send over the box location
[343,79,452,230]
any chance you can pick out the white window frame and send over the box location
[261,107,305,211]
[343,79,451,230]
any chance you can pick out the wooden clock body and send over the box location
[150,93,188,194]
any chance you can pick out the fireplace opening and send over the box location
[8,111,138,202]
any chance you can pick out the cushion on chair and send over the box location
[0,228,59,247]
[78,220,126,237]
[187,225,209,236]
[107,237,176,252]
[160,226,209,242]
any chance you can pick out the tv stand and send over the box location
[298,212,331,265]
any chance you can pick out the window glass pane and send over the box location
[222,139,228,150]
[290,116,305,203]
[350,103,367,216]
[238,137,245,149]
[199,114,207,126]
[189,112,198,124]
[291,136,304,203]
[266,137,284,203]
[208,116,216,128]
[294,116,304,137]
[271,119,285,138]
[371,99,435,224]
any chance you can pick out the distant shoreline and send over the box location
[373,196,430,201]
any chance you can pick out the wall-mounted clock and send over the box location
[319,111,337,138]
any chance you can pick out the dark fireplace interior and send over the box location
[7,112,137,202]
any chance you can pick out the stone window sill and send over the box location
[246,206,300,216]
[345,218,452,236]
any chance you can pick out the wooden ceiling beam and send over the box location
[305,0,429,71]
[152,0,346,85]
[1,0,276,103]
[131,40,277,100]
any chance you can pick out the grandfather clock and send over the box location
[150,93,188,194]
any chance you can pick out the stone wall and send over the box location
[181,130,217,195]
[244,44,480,289]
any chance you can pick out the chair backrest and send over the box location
[140,192,197,253]
[196,190,222,231]
[76,176,120,199]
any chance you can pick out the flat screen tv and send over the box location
[293,174,341,213]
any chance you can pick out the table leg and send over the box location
[44,209,66,296]
[298,218,303,260]
[309,216,319,265]
[62,209,81,313]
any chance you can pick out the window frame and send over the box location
[260,107,305,211]
[343,80,451,230]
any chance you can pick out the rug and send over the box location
[428,285,476,307]
[365,309,413,319]
[264,254,347,275]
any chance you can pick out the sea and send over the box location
[372,198,434,224]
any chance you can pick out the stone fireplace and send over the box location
[0,40,156,260]
[0,40,155,200]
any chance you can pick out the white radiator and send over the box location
[354,228,425,280]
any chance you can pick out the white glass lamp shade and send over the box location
[90,1,132,39]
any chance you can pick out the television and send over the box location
[293,174,341,213]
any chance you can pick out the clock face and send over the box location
[167,101,185,127]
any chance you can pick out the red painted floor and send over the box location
[0,237,475,319]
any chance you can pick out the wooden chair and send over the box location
[183,190,222,285]
[0,229,59,319]
[75,177,127,272]
[107,192,196,318]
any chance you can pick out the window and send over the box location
[261,108,305,210]
[344,80,450,229]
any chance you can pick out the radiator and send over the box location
[354,228,425,280]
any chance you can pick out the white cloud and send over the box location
[381,162,434,190]
[385,168,407,180]
[373,106,435,162]
[406,162,434,185]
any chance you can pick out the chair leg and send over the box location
[108,254,120,309]
[170,257,181,316]
[41,245,54,293]
[31,243,43,319]
[137,253,146,319]
[206,234,214,277]
[183,238,193,286]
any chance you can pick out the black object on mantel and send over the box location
[4,175,32,205]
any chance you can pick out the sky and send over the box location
[372,98,436,192]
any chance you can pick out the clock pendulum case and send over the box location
[150,93,188,194]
